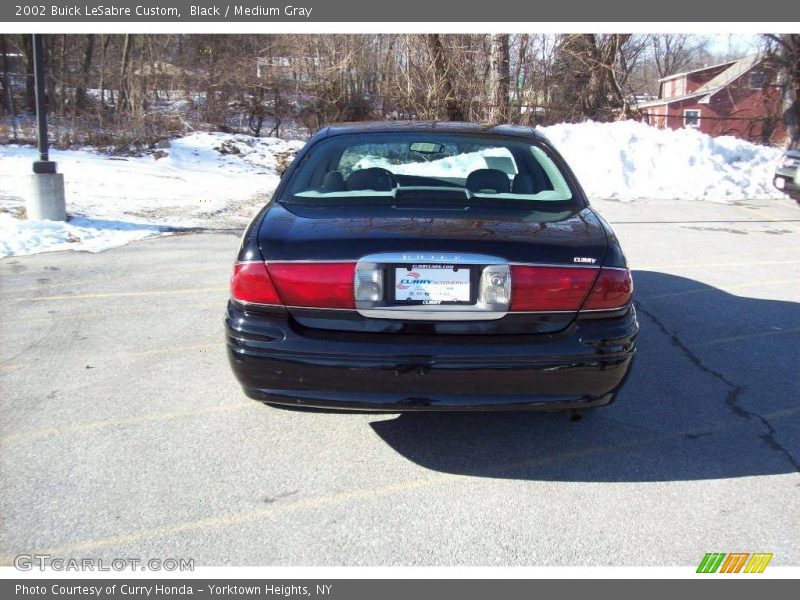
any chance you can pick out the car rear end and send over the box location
[774,150,800,201]
[225,124,638,411]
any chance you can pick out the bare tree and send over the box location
[650,34,696,78]
[764,34,800,148]
[0,35,18,140]
[554,34,636,121]
[22,34,35,112]
[425,34,464,121]
[74,34,95,109]
[1,33,768,150]
[118,34,134,111]
[98,34,111,108]
[487,34,510,122]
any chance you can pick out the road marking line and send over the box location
[1,473,452,560]
[8,306,170,324]
[7,405,798,559]
[731,204,800,231]
[27,287,228,301]
[0,401,252,444]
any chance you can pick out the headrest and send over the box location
[346,168,395,192]
[321,171,345,192]
[512,174,536,194]
[466,169,510,194]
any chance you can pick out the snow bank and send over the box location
[538,120,783,201]
[0,213,165,257]
[0,132,303,226]
[0,132,304,256]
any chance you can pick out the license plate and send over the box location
[394,264,471,303]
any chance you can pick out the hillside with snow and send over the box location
[0,122,785,257]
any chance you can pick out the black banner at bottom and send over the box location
[1,579,794,600]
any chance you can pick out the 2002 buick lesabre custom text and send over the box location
[226,122,638,414]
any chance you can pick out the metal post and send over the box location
[27,33,66,221]
[32,33,55,174]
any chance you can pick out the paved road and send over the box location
[1,197,799,566]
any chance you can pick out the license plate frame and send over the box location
[390,263,476,305]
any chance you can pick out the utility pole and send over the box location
[27,34,66,221]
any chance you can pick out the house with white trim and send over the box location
[637,55,786,144]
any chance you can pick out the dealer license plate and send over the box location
[394,264,471,303]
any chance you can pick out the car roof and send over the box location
[312,121,548,142]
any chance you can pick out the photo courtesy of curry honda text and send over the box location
[226,122,638,414]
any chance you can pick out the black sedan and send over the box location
[226,122,638,414]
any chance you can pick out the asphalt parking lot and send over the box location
[1,196,799,566]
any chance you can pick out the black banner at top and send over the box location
[1,0,796,22]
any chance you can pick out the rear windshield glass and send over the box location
[281,132,577,206]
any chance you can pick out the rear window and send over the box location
[282,132,577,206]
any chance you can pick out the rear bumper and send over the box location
[774,172,800,197]
[225,302,638,411]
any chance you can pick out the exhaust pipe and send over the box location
[567,409,583,422]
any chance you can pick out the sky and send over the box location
[705,34,762,57]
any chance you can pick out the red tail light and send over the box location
[510,265,597,311]
[232,261,632,312]
[510,265,632,312]
[267,262,356,309]
[230,261,282,305]
[583,268,633,310]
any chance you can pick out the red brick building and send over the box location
[638,55,786,144]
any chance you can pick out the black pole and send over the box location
[32,34,55,174]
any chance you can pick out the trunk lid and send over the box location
[257,202,609,334]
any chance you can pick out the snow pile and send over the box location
[0,132,304,257]
[0,132,303,227]
[538,120,783,201]
[0,213,165,257]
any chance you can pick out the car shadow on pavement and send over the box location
[369,270,800,482]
